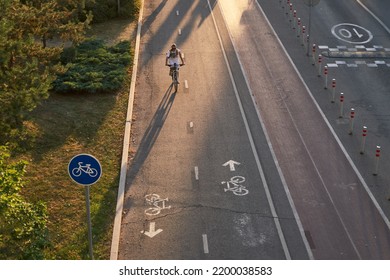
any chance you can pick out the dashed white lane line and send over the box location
[202,234,209,254]
[194,166,199,181]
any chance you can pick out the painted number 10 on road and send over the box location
[331,23,373,44]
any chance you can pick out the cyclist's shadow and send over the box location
[126,84,176,187]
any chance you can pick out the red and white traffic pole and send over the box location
[360,126,367,154]
[318,54,322,77]
[312,44,316,65]
[301,26,306,46]
[339,92,344,118]
[306,35,310,54]
[324,66,328,89]
[293,10,297,29]
[331,79,336,103]
[373,146,381,176]
[349,108,355,135]
[297,18,301,37]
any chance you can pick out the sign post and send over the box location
[304,0,321,56]
[84,185,93,259]
[68,154,102,260]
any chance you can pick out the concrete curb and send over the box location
[109,0,144,260]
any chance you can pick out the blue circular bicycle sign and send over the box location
[68,154,102,186]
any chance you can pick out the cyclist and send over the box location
[165,43,185,82]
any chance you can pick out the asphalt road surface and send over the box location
[116,0,390,260]
[257,0,390,258]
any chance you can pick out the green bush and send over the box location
[53,39,131,94]
[0,146,49,259]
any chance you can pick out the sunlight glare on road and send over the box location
[219,0,244,35]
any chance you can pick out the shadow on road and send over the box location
[126,84,176,188]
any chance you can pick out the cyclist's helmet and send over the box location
[169,43,178,57]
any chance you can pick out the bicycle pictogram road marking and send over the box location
[144,194,172,216]
[221,176,249,196]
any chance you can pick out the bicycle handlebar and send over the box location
[167,64,185,67]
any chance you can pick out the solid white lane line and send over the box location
[357,0,390,35]
[202,234,209,254]
[207,0,291,260]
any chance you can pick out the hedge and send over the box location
[53,39,131,94]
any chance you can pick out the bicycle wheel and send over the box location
[145,207,161,216]
[231,176,245,184]
[233,187,249,196]
[88,168,98,177]
[172,71,178,92]
[72,168,82,177]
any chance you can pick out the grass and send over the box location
[13,19,136,259]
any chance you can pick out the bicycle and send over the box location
[221,176,249,196]
[71,162,98,177]
[168,63,183,92]
[144,194,171,216]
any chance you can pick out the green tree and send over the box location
[0,146,49,259]
[0,0,54,143]
[87,0,140,23]
[16,0,93,48]
[0,0,91,144]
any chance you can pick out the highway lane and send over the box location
[301,0,390,214]
[259,0,390,222]
[255,0,390,258]
[118,0,309,260]
[358,0,390,34]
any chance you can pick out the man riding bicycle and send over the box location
[165,43,185,82]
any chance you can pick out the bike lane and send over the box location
[217,0,390,259]
[117,0,309,260]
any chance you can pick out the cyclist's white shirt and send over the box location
[166,48,181,66]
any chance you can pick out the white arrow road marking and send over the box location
[222,160,241,171]
[141,222,162,238]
